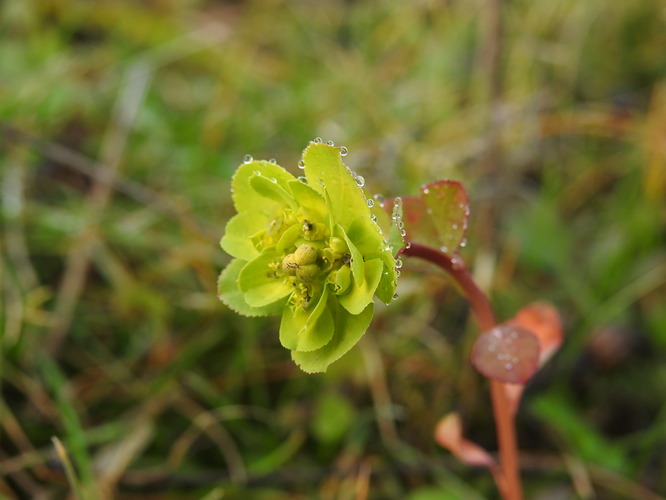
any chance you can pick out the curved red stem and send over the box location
[402,242,523,500]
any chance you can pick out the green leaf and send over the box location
[339,258,383,315]
[346,216,397,304]
[238,251,293,307]
[337,224,364,286]
[302,142,369,231]
[287,179,328,221]
[218,259,284,317]
[250,172,297,209]
[220,212,264,260]
[421,180,469,255]
[291,301,374,373]
[231,160,296,215]
[279,287,334,352]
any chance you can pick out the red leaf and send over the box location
[503,302,563,415]
[433,413,496,468]
[509,302,563,366]
[421,180,469,255]
[471,325,540,384]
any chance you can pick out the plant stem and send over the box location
[402,242,523,500]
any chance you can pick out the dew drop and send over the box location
[450,255,463,270]
[440,245,449,253]
[405,241,412,249]
[367,198,375,208]
[396,269,401,277]
[298,176,307,183]
[460,239,467,248]
[298,160,305,169]
[423,188,430,194]
[269,158,277,164]
[400,229,407,237]
[340,146,348,156]
[317,178,325,188]
[355,175,365,187]
[243,154,253,163]
[314,137,323,143]
[373,194,385,207]
[326,140,335,146]
[269,177,277,183]
[370,214,378,222]
[392,293,399,300]
[395,258,403,269]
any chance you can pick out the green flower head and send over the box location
[218,141,398,373]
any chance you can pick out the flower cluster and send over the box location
[218,142,398,372]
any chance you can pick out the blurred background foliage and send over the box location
[1,0,666,498]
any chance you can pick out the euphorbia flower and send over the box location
[218,141,398,372]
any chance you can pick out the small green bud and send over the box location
[293,244,319,265]
[281,254,299,275]
[329,237,347,254]
[296,263,320,282]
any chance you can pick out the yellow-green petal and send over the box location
[239,251,293,307]
[291,301,374,373]
[220,212,264,259]
[338,258,383,315]
[279,287,334,352]
[218,259,284,317]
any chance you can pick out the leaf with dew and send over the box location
[471,324,540,384]
[420,180,469,255]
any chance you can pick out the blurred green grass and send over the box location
[1,0,666,498]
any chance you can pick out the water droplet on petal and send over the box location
[396,269,401,277]
[373,194,385,206]
[355,175,365,187]
[392,293,399,300]
[298,160,305,169]
[326,140,334,146]
[405,241,412,249]
[400,229,407,237]
[367,198,375,208]
[395,258,403,269]
[370,214,378,222]
[298,176,307,183]
[340,146,348,156]
[423,188,430,194]
[269,158,277,164]
[243,154,253,163]
[314,137,323,143]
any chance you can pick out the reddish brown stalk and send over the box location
[402,242,523,500]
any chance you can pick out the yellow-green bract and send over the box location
[218,142,398,373]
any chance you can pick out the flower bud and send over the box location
[329,237,347,255]
[293,244,319,265]
[296,264,320,282]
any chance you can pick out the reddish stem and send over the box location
[402,242,523,500]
